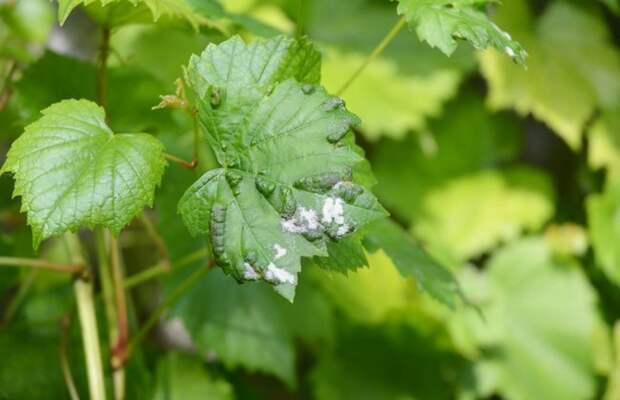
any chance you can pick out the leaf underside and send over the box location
[178,35,386,300]
[1,99,167,248]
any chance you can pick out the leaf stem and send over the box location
[0,256,84,273]
[126,262,213,356]
[97,26,111,109]
[0,60,17,111]
[124,262,168,289]
[124,247,209,289]
[0,269,38,328]
[139,213,170,266]
[164,152,198,169]
[296,0,304,38]
[192,109,200,169]
[336,16,407,96]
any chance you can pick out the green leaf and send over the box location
[313,234,368,275]
[304,0,475,76]
[178,35,386,300]
[1,99,167,248]
[363,218,459,308]
[601,0,620,14]
[587,183,620,285]
[12,51,179,133]
[153,352,234,400]
[172,268,296,385]
[588,105,620,179]
[453,238,599,400]
[0,329,86,399]
[480,0,620,149]
[413,168,555,260]
[372,90,521,221]
[57,0,207,28]
[392,0,527,65]
[311,323,461,400]
[318,250,412,324]
[321,50,461,140]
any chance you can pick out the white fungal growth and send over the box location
[281,207,319,233]
[502,31,512,41]
[281,218,304,233]
[505,46,515,58]
[333,181,346,190]
[322,197,345,224]
[265,263,296,285]
[273,244,287,260]
[336,224,350,237]
[299,207,319,229]
[243,262,260,280]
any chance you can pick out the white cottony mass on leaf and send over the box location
[0,99,167,248]
[177,35,387,301]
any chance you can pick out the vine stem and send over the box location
[65,234,106,400]
[164,152,198,169]
[0,60,18,111]
[139,213,170,266]
[97,26,111,109]
[126,262,213,357]
[0,256,83,273]
[336,16,407,96]
[95,230,127,400]
[109,235,127,400]
[74,279,106,400]
[59,315,81,400]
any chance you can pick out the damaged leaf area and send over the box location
[178,36,387,300]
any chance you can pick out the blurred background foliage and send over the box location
[1,0,620,399]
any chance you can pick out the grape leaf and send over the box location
[304,0,475,76]
[0,329,86,399]
[317,250,411,324]
[392,0,527,65]
[371,90,521,222]
[480,0,620,149]
[587,183,620,286]
[413,168,554,260]
[153,352,234,400]
[178,35,386,300]
[0,99,167,248]
[588,105,620,179]
[313,235,369,274]
[311,323,461,400]
[171,267,332,385]
[452,238,599,400]
[363,218,459,308]
[57,0,206,28]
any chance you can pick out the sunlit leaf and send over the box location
[392,0,527,64]
[1,99,167,248]
[480,0,620,149]
[453,238,599,400]
[178,35,386,300]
